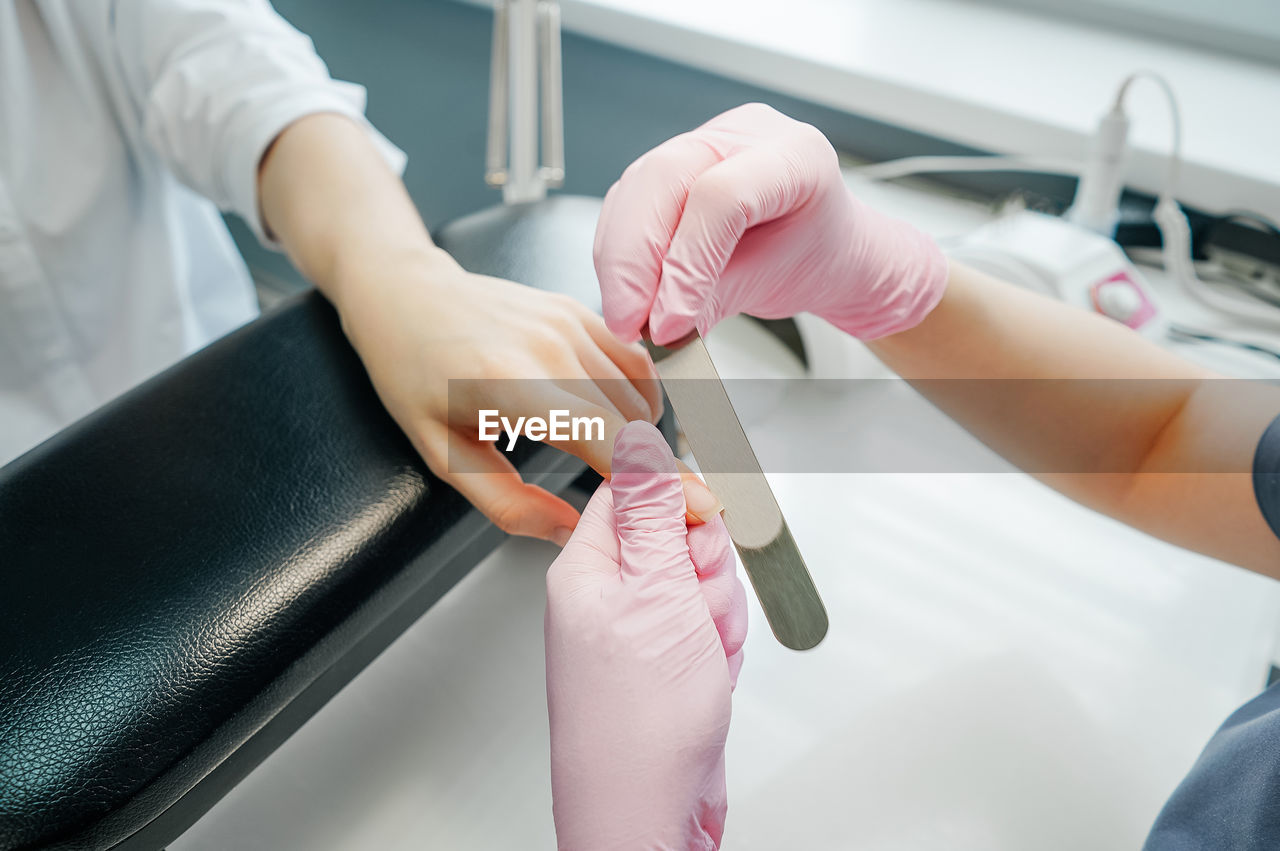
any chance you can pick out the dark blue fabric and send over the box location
[1144,684,1280,850]
[1142,414,1280,850]
[1252,414,1280,544]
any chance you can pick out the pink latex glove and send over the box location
[546,421,747,850]
[594,102,949,345]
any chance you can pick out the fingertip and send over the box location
[683,477,724,523]
[609,423,687,542]
[597,272,652,342]
[526,487,583,541]
[611,421,676,477]
[727,649,745,691]
[648,310,697,347]
[723,585,749,658]
[489,484,582,544]
[702,566,749,663]
[649,273,704,346]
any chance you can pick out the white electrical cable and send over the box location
[857,72,1280,329]
[1117,70,1280,328]
[1114,71,1182,199]
[851,154,1082,182]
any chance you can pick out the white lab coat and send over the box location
[0,0,404,465]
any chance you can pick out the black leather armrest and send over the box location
[0,196,622,850]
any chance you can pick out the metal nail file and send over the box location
[645,329,829,651]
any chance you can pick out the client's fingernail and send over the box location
[683,479,723,523]
[551,527,573,548]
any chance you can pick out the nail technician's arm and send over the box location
[545,421,747,850]
[257,113,681,544]
[594,103,1280,576]
[871,262,1280,575]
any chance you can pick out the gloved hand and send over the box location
[593,102,949,345]
[546,421,747,850]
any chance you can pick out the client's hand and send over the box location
[257,112,721,546]
[337,250,721,545]
[545,421,747,850]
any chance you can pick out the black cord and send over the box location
[1201,210,1280,269]
[1210,210,1280,241]
[1114,203,1280,265]
[1167,324,1280,363]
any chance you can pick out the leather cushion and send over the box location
[0,195,609,850]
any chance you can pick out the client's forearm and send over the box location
[257,112,458,316]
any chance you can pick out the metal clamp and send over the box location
[485,0,564,201]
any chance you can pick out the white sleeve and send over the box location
[108,0,407,247]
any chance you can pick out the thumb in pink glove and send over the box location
[545,421,747,850]
[593,102,948,345]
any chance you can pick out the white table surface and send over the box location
[175,177,1280,850]
[457,0,1280,223]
